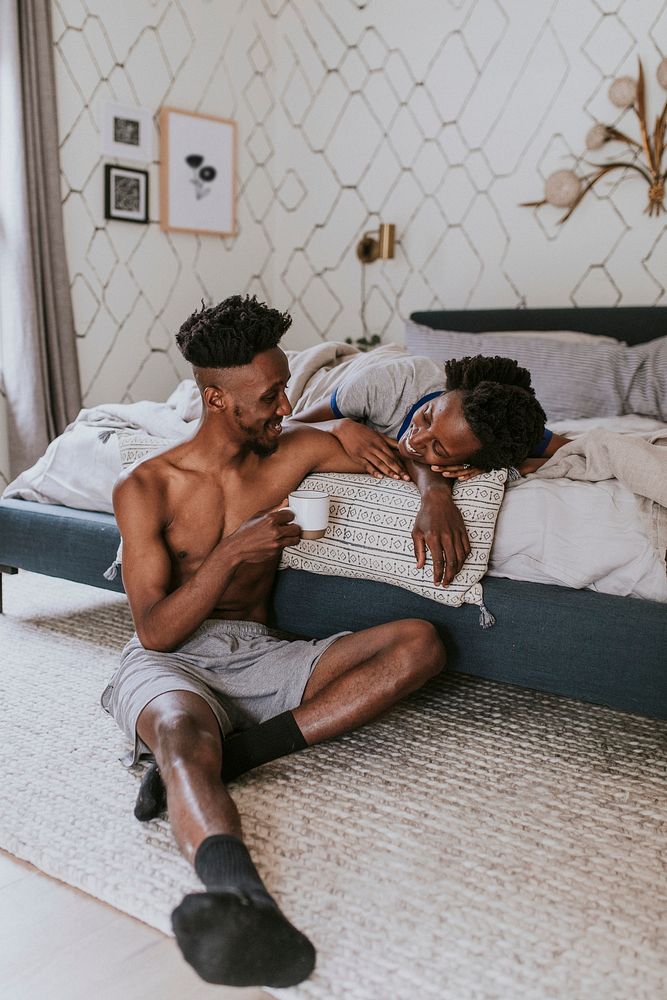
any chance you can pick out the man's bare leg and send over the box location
[295,618,445,743]
[136,690,316,988]
[135,619,446,809]
[219,618,445,778]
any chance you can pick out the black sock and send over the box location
[221,711,307,783]
[172,834,316,987]
[194,833,274,904]
[133,762,166,821]
[133,712,307,823]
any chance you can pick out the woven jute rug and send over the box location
[0,572,665,1000]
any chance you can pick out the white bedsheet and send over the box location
[3,393,666,602]
[488,477,667,601]
[488,416,667,602]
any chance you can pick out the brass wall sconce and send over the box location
[356,223,396,263]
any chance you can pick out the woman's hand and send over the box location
[412,489,471,586]
[333,419,410,480]
[429,463,484,482]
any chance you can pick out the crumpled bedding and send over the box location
[3,371,666,602]
[487,418,667,601]
[2,381,201,513]
[533,425,667,552]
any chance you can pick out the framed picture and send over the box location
[159,107,237,236]
[104,165,149,223]
[101,102,153,162]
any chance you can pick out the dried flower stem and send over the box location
[528,56,667,221]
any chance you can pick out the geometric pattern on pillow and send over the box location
[279,469,507,612]
[117,432,182,469]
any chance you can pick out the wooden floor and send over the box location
[0,849,270,1000]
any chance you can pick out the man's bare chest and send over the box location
[163,469,295,565]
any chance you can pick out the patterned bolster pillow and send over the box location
[279,470,507,627]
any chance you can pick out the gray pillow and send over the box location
[404,318,666,421]
[621,336,667,420]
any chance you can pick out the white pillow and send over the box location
[489,329,621,345]
[279,470,507,627]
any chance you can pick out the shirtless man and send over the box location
[101,295,446,989]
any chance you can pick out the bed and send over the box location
[1,307,665,718]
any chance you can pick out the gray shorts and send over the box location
[100,619,348,765]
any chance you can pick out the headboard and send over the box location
[409,307,665,346]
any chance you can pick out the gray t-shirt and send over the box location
[330,353,449,440]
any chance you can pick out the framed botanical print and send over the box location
[159,107,237,237]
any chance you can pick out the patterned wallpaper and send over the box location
[266,0,667,346]
[2,0,667,487]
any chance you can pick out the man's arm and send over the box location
[114,469,300,652]
[281,423,370,476]
[284,426,470,587]
[286,403,408,479]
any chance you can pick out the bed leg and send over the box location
[0,566,18,614]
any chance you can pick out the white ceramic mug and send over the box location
[287,489,329,540]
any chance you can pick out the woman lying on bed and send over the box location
[288,353,568,586]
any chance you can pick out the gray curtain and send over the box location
[0,0,81,478]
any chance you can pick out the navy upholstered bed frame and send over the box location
[409,306,663,345]
[1,307,665,718]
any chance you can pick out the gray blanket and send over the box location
[285,341,407,413]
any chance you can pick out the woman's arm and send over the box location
[404,459,471,587]
[542,431,569,457]
[516,431,569,475]
[286,399,338,427]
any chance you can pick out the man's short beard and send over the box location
[233,406,278,458]
[246,438,278,458]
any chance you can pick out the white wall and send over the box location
[2,0,666,487]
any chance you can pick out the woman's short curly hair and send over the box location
[444,355,547,469]
[176,294,292,369]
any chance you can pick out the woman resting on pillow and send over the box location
[288,353,568,587]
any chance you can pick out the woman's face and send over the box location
[397,390,482,467]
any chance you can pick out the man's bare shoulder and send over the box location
[112,448,180,516]
[277,424,339,463]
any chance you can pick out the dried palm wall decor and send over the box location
[524,57,667,221]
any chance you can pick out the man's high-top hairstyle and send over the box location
[444,355,547,470]
[176,294,292,369]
